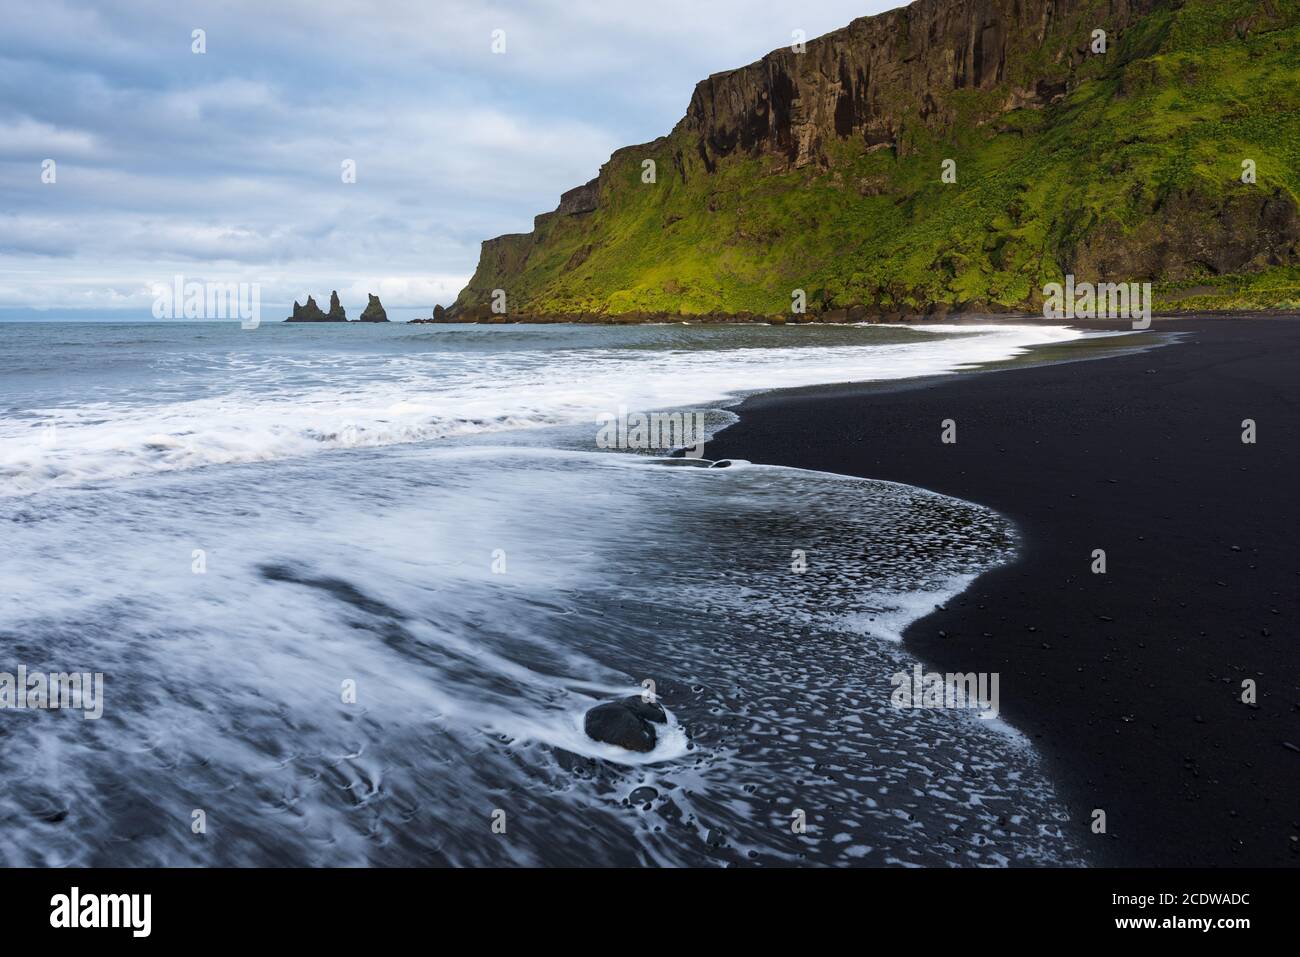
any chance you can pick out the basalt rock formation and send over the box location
[285,295,341,322]
[408,305,451,324]
[453,0,1300,318]
[326,290,347,322]
[358,294,389,322]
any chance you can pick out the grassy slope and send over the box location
[461,0,1300,315]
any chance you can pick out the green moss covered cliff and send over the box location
[454,0,1300,318]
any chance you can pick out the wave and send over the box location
[0,324,1087,495]
[0,446,1080,866]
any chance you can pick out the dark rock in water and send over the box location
[620,694,666,724]
[628,786,659,805]
[709,460,733,469]
[654,458,713,468]
[326,290,347,322]
[407,304,449,325]
[584,701,656,752]
[285,295,339,322]
[359,293,389,323]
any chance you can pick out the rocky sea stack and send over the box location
[285,295,341,323]
[359,294,389,323]
[326,290,347,322]
[285,292,391,323]
[453,0,1300,319]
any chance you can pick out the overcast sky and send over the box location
[0,0,894,319]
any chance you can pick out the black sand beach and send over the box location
[705,317,1300,867]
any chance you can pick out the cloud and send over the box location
[0,116,99,158]
[0,0,894,314]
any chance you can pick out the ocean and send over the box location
[0,320,1094,866]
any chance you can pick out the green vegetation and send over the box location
[457,0,1300,316]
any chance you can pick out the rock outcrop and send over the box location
[326,290,347,322]
[285,295,341,322]
[677,0,1155,173]
[358,294,389,323]
[452,0,1300,317]
[407,305,448,324]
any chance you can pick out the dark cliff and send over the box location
[678,0,1157,170]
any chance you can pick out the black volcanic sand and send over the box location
[704,317,1300,867]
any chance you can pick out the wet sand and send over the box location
[705,317,1300,866]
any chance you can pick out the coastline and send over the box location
[1,321,1107,867]
[703,316,1300,867]
[415,310,1300,326]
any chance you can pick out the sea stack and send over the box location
[285,295,332,322]
[359,294,389,323]
[326,290,347,322]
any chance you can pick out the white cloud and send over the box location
[0,0,896,314]
[0,116,99,157]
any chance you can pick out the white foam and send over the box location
[836,575,981,643]
[0,441,1079,865]
[0,324,1088,495]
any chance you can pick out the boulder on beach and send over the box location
[359,293,389,323]
[583,695,665,752]
[618,694,666,724]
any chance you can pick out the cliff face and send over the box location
[454,0,1300,317]
[679,0,1155,171]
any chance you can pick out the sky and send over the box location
[0,0,895,319]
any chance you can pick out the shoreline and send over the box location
[414,310,1300,327]
[702,316,1300,867]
